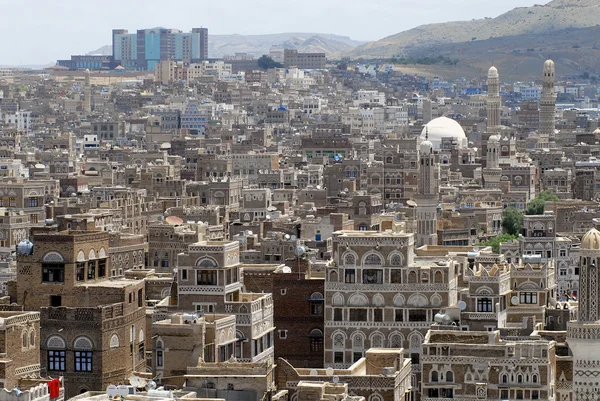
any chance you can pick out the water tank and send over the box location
[16,240,33,255]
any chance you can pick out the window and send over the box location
[48,350,66,371]
[349,308,368,321]
[362,269,383,284]
[391,269,402,283]
[409,309,427,321]
[279,330,287,339]
[374,309,383,322]
[477,298,493,312]
[310,331,323,352]
[532,390,539,400]
[353,352,363,362]
[42,263,65,283]
[501,390,509,399]
[29,197,38,207]
[9,197,15,207]
[197,270,218,285]
[98,259,106,277]
[76,262,85,281]
[75,351,93,371]
[344,269,356,283]
[432,371,439,382]
[87,261,96,280]
[334,351,344,364]
[395,309,404,322]
[334,308,343,321]
[446,371,454,382]
[181,269,188,280]
[520,292,538,304]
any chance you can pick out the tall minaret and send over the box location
[483,134,501,189]
[84,69,92,114]
[539,59,556,148]
[486,66,501,135]
[567,227,600,401]
[415,130,438,247]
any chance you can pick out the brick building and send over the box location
[15,231,146,397]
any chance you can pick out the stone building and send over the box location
[421,330,556,401]
[278,348,412,401]
[325,230,458,381]
[0,311,41,389]
[174,240,274,364]
[15,231,146,397]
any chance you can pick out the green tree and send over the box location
[257,55,283,70]
[502,207,523,236]
[525,191,559,215]
[481,233,517,253]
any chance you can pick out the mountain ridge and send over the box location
[344,0,600,59]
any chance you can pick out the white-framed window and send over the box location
[279,330,288,339]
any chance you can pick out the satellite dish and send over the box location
[248,231,254,236]
[407,200,417,207]
[310,369,318,376]
[107,385,118,397]
[285,234,291,240]
[458,301,467,311]
[282,266,292,273]
[333,376,340,383]
[325,367,334,376]
[145,381,157,391]
[290,235,297,241]
[511,296,519,306]
[311,257,316,263]
[266,215,271,220]
[117,385,129,397]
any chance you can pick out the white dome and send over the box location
[488,66,498,78]
[420,140,433,155]
[420,116,468,149]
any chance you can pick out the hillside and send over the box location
[209,33,364,58]
[380,24,600,81]
[345,0,600,59]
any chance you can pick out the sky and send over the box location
[0,0,544,66]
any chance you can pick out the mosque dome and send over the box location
[420,139,433,155]
[16,239,34,255]
[420,116,468,149]
[488,66,498,78]
[582,227,600,251]
[544,59,555,72]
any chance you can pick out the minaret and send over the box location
[482,134,501,189]
[486,66,501,135]
[539,59,556,148]
[84,69,92,114]
[415,129,438,247]
[567,227,600,401]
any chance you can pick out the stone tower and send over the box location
[539,59,556,148]
[486,66,501,135]
[567,227,600,401]
[415,132,438,247]
[84,69,92,114]
[483,134,501,189]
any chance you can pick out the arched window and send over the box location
[74,337,93,372]
[333,333,345,348]
[29,329,35,349]
[446,371,454,382]
[343,253,356,266]
[431,371,438,382]
[502,374,508,384]
[390,333,403,348]
[371,333,384,348]
[390,253,403,266]
[22,330,28,349]
[532,374,538,383]
[352,334,364,349]
[309,329,323,352]
[110,334,120,348]
[364,253,382,266]
[47,336,66,372]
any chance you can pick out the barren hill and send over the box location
[345,0,600,59]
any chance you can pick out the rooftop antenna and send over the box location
[425,126,429,141]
